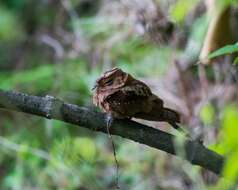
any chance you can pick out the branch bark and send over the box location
[0,89,224,175]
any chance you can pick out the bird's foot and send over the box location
[106,113,114,131]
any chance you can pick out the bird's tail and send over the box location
[162,107,180,123]
[134,106,181,130]
[159,107,180,130]
[134,106,180,124]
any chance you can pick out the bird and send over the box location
[92,67,180,130]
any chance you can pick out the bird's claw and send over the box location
[106,113,114,130]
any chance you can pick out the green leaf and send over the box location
[208,43,238,59]
[233,56,238,65]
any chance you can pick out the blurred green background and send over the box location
[0,0,237,189]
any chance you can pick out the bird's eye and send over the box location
[104,79,113,86]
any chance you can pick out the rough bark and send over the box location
[0,89,224,175]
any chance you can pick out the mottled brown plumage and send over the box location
[92,68,180,129]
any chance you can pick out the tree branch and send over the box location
[0,89,224,175]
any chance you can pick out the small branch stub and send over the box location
[44,95,64,119]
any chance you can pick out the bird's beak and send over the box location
[91,84,97,91]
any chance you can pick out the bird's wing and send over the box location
[105,83,154,116]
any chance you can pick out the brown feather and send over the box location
[92,68,180,127]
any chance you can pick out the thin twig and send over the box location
[106,120,120,189]
[198,63,209,98]
[174,60,193,119]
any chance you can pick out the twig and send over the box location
[106,118,120,189]
[198,63,209,98]
[174,60,193,119]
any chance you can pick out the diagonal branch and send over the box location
[0,89,224,175]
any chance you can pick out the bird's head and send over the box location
[92,67,129,92]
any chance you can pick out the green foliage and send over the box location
[170,0,199,22]
[51,137,96,166]
[1,0,27,10]
[182,16,209,61]
[110,37,173,77]
[0,0,237,189]
[199,103,215,126]
[0,6,24,41]
[0,61,92,104]
[217,0,238,7]
[74,17,116,38]
[210,106,238,189]
[234,56,238,65]
[208,43,238,61]
[0,65,54,91]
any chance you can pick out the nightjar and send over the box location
[92,67,180,129]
